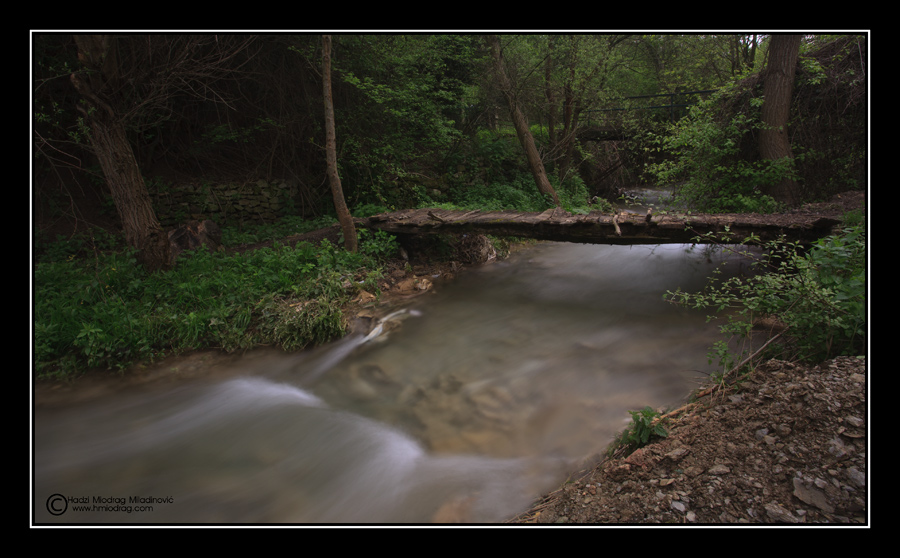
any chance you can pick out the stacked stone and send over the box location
[151,179,297,227]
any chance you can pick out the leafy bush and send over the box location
[609,406,668,456]
[665,221,866,366]
[352,203,391,218]
[458,177,550,212]
[555,174,593,214]
[645,88,792,214]
[436,129,596,214]
[357,228,401,262]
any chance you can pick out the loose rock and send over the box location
[510,356,867,524]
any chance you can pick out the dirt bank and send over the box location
[508,355,867,525]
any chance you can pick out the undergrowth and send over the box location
[427,127,606,214]
[644,85,791,214]
[606,218,865,457]
[33,222,400,378]
[665,214,866,370]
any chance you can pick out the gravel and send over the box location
[510,356,868,525]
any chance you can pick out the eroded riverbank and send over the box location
[511,356,867,524]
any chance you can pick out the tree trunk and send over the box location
[558,82,577,184]
[487,35,560,206]
[322,35,358,252]
[730,34,759,76]
[544,36,557,149]
[70,35,170,271]
[759,34,802,207]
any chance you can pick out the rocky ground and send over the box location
[507,355,868,525]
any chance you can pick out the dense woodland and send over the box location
[31,33,868,376]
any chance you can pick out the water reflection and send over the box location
[34,242,754,524]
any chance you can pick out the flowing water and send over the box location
[34,208,759,524]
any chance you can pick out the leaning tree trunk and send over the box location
[487,35,560,206]
[759,34,802,207]
[70,35,170,272]
[72,91,170,271]
[322,35,358,252]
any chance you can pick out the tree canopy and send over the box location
[33,32,868,251]
[31,32,868,376]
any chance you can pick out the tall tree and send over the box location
[758,34,802,207]
[70,35,170,271]
[543,36,558,149]
[67,34,256,271]
[729,34,760,76]
[487,35,560,206]
[542,35,630,183]
[322,35,358,252]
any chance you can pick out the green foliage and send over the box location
[436,130,542,211]
[219,215,337,246]
[665,221,866,365]
[555,174,593,214]
[643,35,866,210]
[356,228,401,262]
[635,35,760,93]
[33,217,397,378]
[435,129,593,214]
[325,35,481,209]
[459,177,551,212]
[352,203,391,218]
[609,406,668,456]
[33,228,124,264]
[797,57,827,86]
[33,37,88,156]
[645,87,792,214]
[254,295,346,352]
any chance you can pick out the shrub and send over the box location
[609,406,668,456]
[645,87,792,214]
[665,220,866,366]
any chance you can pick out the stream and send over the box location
[34,196,759,524]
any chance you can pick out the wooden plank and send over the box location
[364,207,847,246]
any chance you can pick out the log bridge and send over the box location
[364,206,847,246]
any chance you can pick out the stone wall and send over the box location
[150,179,298,228]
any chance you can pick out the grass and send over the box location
[32,222,400,379]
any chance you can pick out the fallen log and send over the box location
[364,206,845,246]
